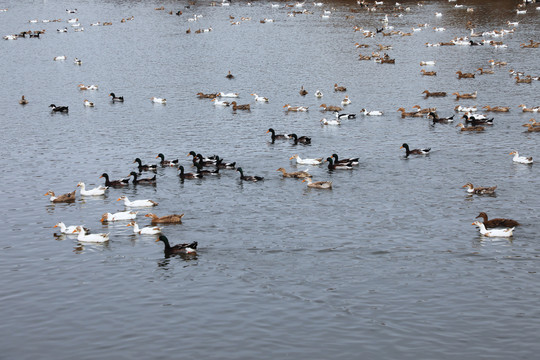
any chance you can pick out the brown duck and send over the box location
[476,212,520,228]
[44,190,76,203]
[145,213,185,224]
[276,168,312,178]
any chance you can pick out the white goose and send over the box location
[472,221,514,237]
[127,221,162,235]
[117,195,158,207]
[100,211,138,222]
[54,222,87,234]
[510,151,533,164]
[77,182,107,196]
[74,226,109,243]
[289,154,323,165]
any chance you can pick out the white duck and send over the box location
[53,222,87,234]
[472,221,514,237]
[341,96,351,105]
[218,92,239,98]
[320,118,341,125]
[510,151,533,164]
[150,97,166,104]
[53,55,66,61]
[74,226,109,243]
[361,108,383,116]
[127,221,162,235]
[83,99,94,107]
[455,105,477,112]
[117,195,158,207]
[100,211,138,222]
[212,98,230,106]
[289,154,323,165]
[314,90,323,98]
[420,60,436,66]
[77,182,107,196]
[251,93,269,102]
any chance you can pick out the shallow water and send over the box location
[1,0,539,359]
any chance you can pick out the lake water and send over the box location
[1,0,539,359]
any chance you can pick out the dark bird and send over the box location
[133,158,157,172]
[100,173,129,187]
[326,157,353,170]
[475,212,520,229]
[400,143,430,157]
[289,133,311,145]
[128,171,157,185]
[109,92,124,102]
[178,165,203,179]
[267,128,289,142]
[49,104,68,112]
[156,235,197,256]
[156,153,179,167]
[236,167,264,182]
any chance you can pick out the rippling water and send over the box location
[1,0,539,358]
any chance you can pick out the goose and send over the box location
[334,111,356,119]
[236,167,264,181]
[49,104,69,112]
[456,122,484,131]
[217,92,239,98]
[302,178,332,189]
[283,104,308,112]
[428,112,454,123]
[231,101,250,111]
[212,99,230,106]
[156,235,197,255]
[320,118,341,125]
[77,182,107,196]
[128,171,157,185]
[251,93,269,102]
[156,153,178,167]
[109,92,124,102]
[83,99,94,107]
[289,133,311,145]
[100,211,138,222]
[420,61,436,66]
[19,95,28,105]
[145,213,184,224]
[462,183,496,195]
[400,143,430,157]
[133,158,157,172]
[453,91,477,100]
[44,190,76,203]
[471,221,514,238]
[475,212,520,228]
[100,173,129,187]
[276,167,311,178]
[178,165,203,179]
[225,70,234,79]
[509,151,533,164]
[361,108,383,116]
[73,226,109,243]
[314,90,323,98]
[326,157,353,170]
[299,86,308,96]
[331,153,359,165]
[456,71,475,79]
[117,195,158,207]
[334,83,346,92]
[341,96,352,106]
[320,104,343,112]
[127,221,162,235]
[289,154,323,165]
[53,222,89,234]
[150,97,166,104]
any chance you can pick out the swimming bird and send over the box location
[283,104,308,112]
[320,118,341,125]
[231,101,250,111]
[100,173,129,187]
[44,190,76,203]
[341,96,351,105]
[53,55,66,61]
[212,99,230,106]
[178,165,203,179]
[217,92,239,98]
[100,211,138,222]
[83,99,94,107]
[428,112,454,123]
[128,171,157,185]
[289,154,323,165]
[302,178,332,189]
[156,153,178,167]
[49,104,68,112]
[334,83,346,92]
[518,105,539,112]
[109,92,124,102]
[299,86,308,96]
[156,235,197,256]
[276,167,311,178]
[509,151,533,164]
[150,97,166,104]
[133,158,157,172]
[420,69,437,76]
[73,226,109,243]
[289,133,311,145]
[127,221,162,235]
[267,128,289,142]
[195,162,220,175]
[422,90,446,97]
[462,114,493,125]
[334,111,356,119]
[225,70,234,79]
[77,182,108,196]
[453,91,477,100]
[522,124,540,132]
[117,195,158,207]
[456,123,484,131]
[145,213,184,224]
[475,212,520,228]
[331,154,359,165]
[420,61,436,66]
[251,93,269,102]
[400,143,430,157]
[361,108,383,116]
[462,183,496,195]
[314,90,323,98]
[471,221,514,238]
[215,156,236,169]
[73,58,82,65]
[326,157,353,170]
[482,105,509,112]
[320,104,343,112]
[236,167,264,181]
[456,71,475,79]
[19,95,28,105]
[53,222,89,234]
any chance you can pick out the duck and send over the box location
[361,108,383,116]
[314,90,323,98]
[518,104,539,113]
[133,158,157,172]
[19,95,28,105]
[212,99,230,106]
[49,104,69,112]
[231,101,250,111]
[420,69,437,76]
[302,178,332,189]
[456,123,485,131]
[73,58,82,65]
[454,105,477,113]
[289,133,311,145]
[236,167,264,182]
[196,162,220,175]
[145,213,184,224]
[462,114,493,125]
[456,71,476,79]
[289,154,323,165]
[475,212,520,228]
[462,183,496,195]
[319,104,343,112]
[509,151,533,164]
[178,165,203,179]
[397,108,425,118]
[334,83,346,92]
[522,124,540,132]
[128,171,157,185]
[452,91,477,100]
[283,104,308,112]
[217,92,239,98]
[276,167,311,178]
[150,97,166,104]
[156,153,178,167]
[334,111,356,119]
[420,61,436,66]
[477,68,494,75]
[341,96,352,106]
[320,118,341,125]
[215,156,236,169]
[78,84,98,90]
[251,93,269,102]
[428,112,454,123]
[156,235,197,256]
[44,190,76,203]
[400,143,430,157]
[197,92,219,99]
[299,86,308,96]
[117,195,158,207]
[225,70,234,79]
[515,76,532,84]
[413,106,437,115]
[100,173,129,187]
[482,105,509,112]
[326,157,353,170]
[109,92,124,102]
[73,226,109,243]
[471,222,514,238]
[100,211,138,222]
[331,154,359,165]
[422,90,446,97]
[187,151,217,166]
[77,182,108,196]
[53,222,89,234]
[53,55,67,61]
[127,221,162,235]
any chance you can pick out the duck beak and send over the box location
[155,238,160,242]
[53,224,58,228]
[117,198,121,201]
[399,146,404,149]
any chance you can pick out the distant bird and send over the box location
[334,83,346,92]
[302,178,332,189]
[400,143,430,157]
[19,95,28,105]
[109,92,124,102]
[236,167,264,182]
[49,104,68,112]
[462,183,496,195]
[509,151,533,164]
[225,70,234,79]
[150,97,166,104]
[299,85,308,96]
[156,235,197,256]
[289,133,311,145]
[83,99,94,107]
